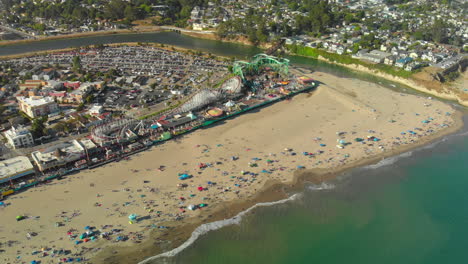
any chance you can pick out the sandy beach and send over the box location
[0,70,463,264]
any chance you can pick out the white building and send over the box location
[0,156,35,184]
[4,126,34,149]
[17,96,58,118]
[88,104,104,116]
[31,139,96,171]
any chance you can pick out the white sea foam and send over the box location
[365,151,413,170]
[307,182,335,191]
[139,193,302,264]
[364,126,467,170]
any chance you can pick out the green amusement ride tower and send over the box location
[232,54,290,80]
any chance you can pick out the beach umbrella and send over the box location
[197,186,204,191]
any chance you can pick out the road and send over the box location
[160,26,216,34]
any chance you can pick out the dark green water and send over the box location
[152,115,468,264]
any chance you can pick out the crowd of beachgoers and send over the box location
[0,69,462,264]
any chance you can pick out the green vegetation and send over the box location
[72,56,82,72]
[218,0,337,43]
[445,71,460,82]
[3,0,211,30]
[30,116,48,137]
[287,44,414,78]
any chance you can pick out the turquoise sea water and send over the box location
[151,115,468,264]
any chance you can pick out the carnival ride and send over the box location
[232,54,290,80]
[169,76,242,115]
[91,118,148,144]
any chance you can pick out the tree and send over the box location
[31,116,48,138]
[76,103,85,111]
[85,95,95,104]
[431,19,448,44]
[104,0,126,20]
[72,56,82,72]
[124,5,136,21]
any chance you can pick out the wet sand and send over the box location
[0,71,462,264]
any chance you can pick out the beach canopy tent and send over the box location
[179,174,191,180]
[128,214,138,221]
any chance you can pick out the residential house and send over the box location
[4,126,34,149]
[395,57,413,68]
[17,96,58,118]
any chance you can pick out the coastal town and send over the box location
[0,0,466,264]
[0,0,467,82]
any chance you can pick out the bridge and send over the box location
[0,24,36,39]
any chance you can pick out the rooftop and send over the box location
[18,96,55,107]
[0,156,34,182]
[4,126,31,138]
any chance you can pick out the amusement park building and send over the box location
[31,139,97,172]
[0,156,35,184]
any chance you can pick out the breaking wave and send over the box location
[364,126,466,170]
[307,182,335,191]
[365,151,413,170]
[139,193,302,263]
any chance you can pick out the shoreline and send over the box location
[92,109,464,264]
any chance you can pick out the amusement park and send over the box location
[90,53,315,147]
[1,53,316,198]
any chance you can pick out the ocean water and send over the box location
[147,114,468,264]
